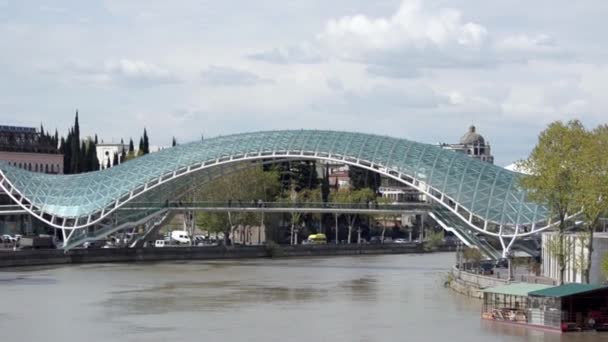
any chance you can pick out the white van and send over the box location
[170,230,191,245]
[155,240,166,248]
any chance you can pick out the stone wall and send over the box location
[0,243,456,268]
[448,267,509,299]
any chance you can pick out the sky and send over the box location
[0,0,606,166]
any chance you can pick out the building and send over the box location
[0,125,63,235]
[440,125,494,164]
[541,232,608,284]
[96,143,129,169]
[0,125,63,174]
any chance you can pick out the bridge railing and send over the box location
[121,201,431,211]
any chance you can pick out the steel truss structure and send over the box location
[0,130,556,255]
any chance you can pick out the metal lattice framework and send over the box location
[0,130,551,241]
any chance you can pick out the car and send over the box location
[1,234,15,243]
[495,258,509,268]
[478,260,495,275]
[393,238,408,244]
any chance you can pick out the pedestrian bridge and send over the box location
[0,130,554,256]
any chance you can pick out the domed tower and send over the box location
[440,125,494,164]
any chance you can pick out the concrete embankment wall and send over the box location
[448,267,508,299]
[0,244,456,268]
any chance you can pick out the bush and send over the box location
[264,241,284,258]
[423,231,444,252]
[602,252,608,283]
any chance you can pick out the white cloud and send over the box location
[321,0,487,51]
[200,66,272,86]
[248,43,325,64]
[52,59,180,86]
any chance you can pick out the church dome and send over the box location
[460,125,485,145]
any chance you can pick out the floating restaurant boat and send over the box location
[481,283,608,333]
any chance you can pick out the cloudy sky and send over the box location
[1,0,606,165]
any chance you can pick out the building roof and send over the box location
[482,283,553,297]
[528,283,608,298]
[460,125,485,145]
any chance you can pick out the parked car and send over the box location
[393,238,408,244]
[478,260,495,275]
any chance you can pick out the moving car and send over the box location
[170,230,191,245]
[304,233,327,244]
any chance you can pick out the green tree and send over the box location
[601,252,608,283]
[424,230,445,252]
[193,166,280,245]
[574,125,608,283]
[462,246,483,271]
[143,128,150,154]
[349,166,381,192]
[519,120,587,284]
[172,136,177,147]
[330,187,376,244]
[68,111,81,174]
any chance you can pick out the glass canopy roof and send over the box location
[0,130,549,228]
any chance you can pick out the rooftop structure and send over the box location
[440,125,494,164]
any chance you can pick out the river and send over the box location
[0,253,604,341]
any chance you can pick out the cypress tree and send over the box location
[64,129,72,174]
[321,166,330,203]
[129,138,134,153]
[120,146,126,163]
[54,129,59,150]
[89,139,99,171]
[138,137,144,154]
[94,134,98,145]
[106,158,111,169]
[142,128,150,154]
[172,136,177,147]
[69,111,81,174]
[80,140,87,172]
[112,152,119,167]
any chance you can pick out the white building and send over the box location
[541,232,608,284]
[440,125,494,164]
[96,143,129,169]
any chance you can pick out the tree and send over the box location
[601,252,608,283]
[424,230,445,252]
[142,128,150,154]
[87,138,99,171]
[193,166,280,245]
[330,188,376,244]
[112,152,119,167]
[172,136,177,147]
[138,137,144,155]
[463,247,483,271]
[321,166,330,203]
[129,138,134,153]
[574,125,608,283]
[67,111,81,174]
[519,120,587,284]
[349,166,381,192]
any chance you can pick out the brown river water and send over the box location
[0,253,606,342]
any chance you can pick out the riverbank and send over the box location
[0,243,456,268]
[446,267,556,299]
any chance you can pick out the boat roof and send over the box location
[482,283,553,297]
[528,283,608,298]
